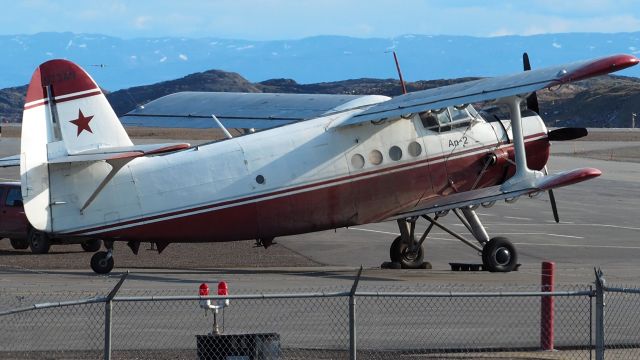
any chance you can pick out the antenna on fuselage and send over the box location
[386,50,408,95]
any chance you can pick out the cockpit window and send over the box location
[436,109,451,125]
[419,112,439,130]
[450,107,470,121]
[420,105,480,132]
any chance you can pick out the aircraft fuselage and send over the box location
[54,106,549,243]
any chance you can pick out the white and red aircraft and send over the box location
[9,53,638,274]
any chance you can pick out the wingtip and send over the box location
[560,54,640,83]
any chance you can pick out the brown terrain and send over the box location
[1,66,639,128]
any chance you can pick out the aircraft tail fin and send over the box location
[20,59,134,231]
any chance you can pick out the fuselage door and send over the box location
[418,106,502,195]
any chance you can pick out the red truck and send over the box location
[1,182,101,253]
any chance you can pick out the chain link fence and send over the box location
[1,270,639,359]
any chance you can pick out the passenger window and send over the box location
[5,188,22,207]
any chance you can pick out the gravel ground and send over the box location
[0,238,321,270]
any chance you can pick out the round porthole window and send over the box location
[368,150,383,165]
[351,154,365,169]
[256,175,265,184]
[389,146,402,161]
[408,141,422,157]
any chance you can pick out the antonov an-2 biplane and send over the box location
[5,53,638,274]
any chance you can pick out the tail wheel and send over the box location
[390,236,424,269]
[482,237,517,272]
[28,229,50,254]
[91,251,114,274]
[81,239,102,252]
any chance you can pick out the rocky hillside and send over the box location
[0,85,27,123]
[1,69,639,128]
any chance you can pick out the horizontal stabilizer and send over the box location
[48,143,190,164]
[390,167,601,220]
[0,154,20,167]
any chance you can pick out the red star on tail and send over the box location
[70,109,94,136]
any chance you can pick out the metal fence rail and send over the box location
[2,269,640,359]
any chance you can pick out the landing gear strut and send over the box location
[91,241,114,274]
[390,207,518,272]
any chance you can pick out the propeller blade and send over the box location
[523,52,532,71]
[548,127,588,141]
[548,188,560,223]
[543,166,560,223]
[522,52,540,114]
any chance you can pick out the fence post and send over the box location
[541,261,555,350]
[104,272,129,360]
[595,268,606,360]
[349,266,363,360]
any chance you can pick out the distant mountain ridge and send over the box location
[2,32,640,90]
[1,68,638,128]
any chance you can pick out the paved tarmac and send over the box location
[0,136,637,293]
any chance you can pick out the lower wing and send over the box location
[388,167,600,220]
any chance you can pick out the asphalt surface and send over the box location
[0,135,639,288]
[1,132,640,358]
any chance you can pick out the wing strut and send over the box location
[498,96,543,191]
[212,114,233,139]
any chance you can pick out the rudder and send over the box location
[21,59,133,232]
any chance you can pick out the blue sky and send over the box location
[4,0,640,40]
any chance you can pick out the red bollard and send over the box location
[541,261,555,350]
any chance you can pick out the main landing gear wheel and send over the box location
[390,236,425,269]
[91,251,114,274]
[28,229,50,254]
[81,239,102,252]
[482,237,518,272]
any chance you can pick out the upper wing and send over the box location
[331,54,639,128]
[388,168,601,220]
[121,92,389,130]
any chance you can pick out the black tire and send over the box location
[389,236,424,269]
[28,229,50,254]
[81,239,102,252]
[90,251,114,274]
[482,237,517,272]
[10,238,29,250]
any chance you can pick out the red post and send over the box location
[541,261,555,350]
